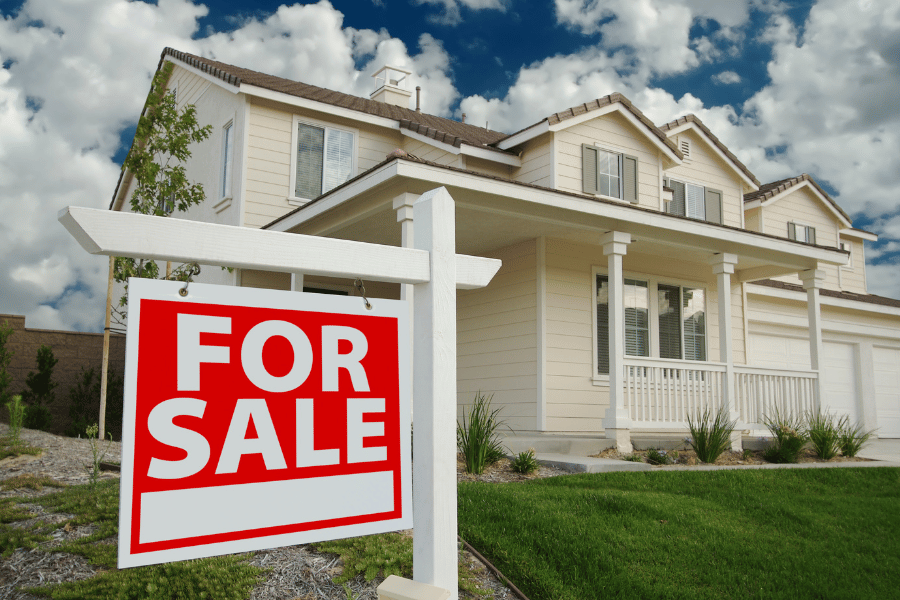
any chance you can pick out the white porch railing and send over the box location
[734,365,818,429]
[623,358,819,430]
[623,357,727,429]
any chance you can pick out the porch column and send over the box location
[600,231,632,453]
[799,269,826,409]
[395,193,417,417]
[709,253,741,451]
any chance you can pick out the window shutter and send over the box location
[582,144,599,194]
[623,154,638,203]
[596,275,609,375]
[808,227,816,245]
[657,284,682,360]
[296,123,325,199]
[669,180,686,216]
[787,222,797,240]
[704,188,723,224]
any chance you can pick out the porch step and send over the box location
[535,453,651,473]
[499,433,614,456]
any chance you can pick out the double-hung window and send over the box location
[595,272,707,376]
[583,144,639,203]
[291,118,355,203]
[664,177,723,224]
[840,242,852,268]
[788,222,816,245]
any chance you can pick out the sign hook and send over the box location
[354,278,373,310]
[178,263,202,297]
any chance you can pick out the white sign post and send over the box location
[60,187,500,599]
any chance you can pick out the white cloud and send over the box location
[713,70,741,84]
[0,0,460,332]
[413,0,506,26]
[863,260,900,300]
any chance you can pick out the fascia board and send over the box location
[400,128,460,155]
[459,144,521,167]
[266,161,401,232]
[761,180,852,227]
[840,228,878,242]
[665,122,758,190]
[166,58,240,94]
[394,161,843,266]
[239,83,400,131]
[747,284,900,317]
[744,199,762,210]
[547,104,619,131]
[495,121,550,150]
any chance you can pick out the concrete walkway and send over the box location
[534,438,900,474]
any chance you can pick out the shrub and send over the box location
[457,391,507,474]
[645,447,673,465]
[512,448,540,474]
[837,417,875,458]
[21,345,57,431]
[5,395,25,444]
[687,405,736,463]
[807,409,841,460]
[763,407,808,463]
[66,367,125,441]
[0,320,13,408]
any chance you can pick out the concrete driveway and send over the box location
[859,438,900,463]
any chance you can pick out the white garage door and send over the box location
[748,334,858,422]
[874,347,900,438]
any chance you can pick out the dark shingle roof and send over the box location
[659,114,760,187]
[751,279,900,308]
[498,93,682,158]
[161,48,510,152]
[743,173,852,224]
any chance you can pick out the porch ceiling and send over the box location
[272,159,847,282]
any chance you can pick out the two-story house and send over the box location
[111,48,900,451]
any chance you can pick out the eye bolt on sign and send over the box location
[118,278,411,568]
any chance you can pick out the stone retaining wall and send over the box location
[0,314,126,436]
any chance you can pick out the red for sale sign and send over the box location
[118,279,411,568]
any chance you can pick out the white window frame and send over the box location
[591,266,709,385]
[220,119,234,201]
[288,115,358,206]
[789,221,816,244]
[593,144,624,201]
[840,241,853,268]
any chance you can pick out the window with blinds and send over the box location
[295,122,353,200]
[582,144,639,203]
[596,274,707,375]
[665,177,723,224]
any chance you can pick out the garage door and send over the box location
[874,347,900,438]
[748,334,858,422]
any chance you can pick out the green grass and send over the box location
[0,433,43,460]
[458,468,900,600]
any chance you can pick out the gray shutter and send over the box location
[787,222,797,240]
[582,144,599,194]
[704,188,723,224]
[808,227,816,245]
[623,154,638,203]
[669,181,686,216]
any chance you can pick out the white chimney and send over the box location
[370,65,413,108]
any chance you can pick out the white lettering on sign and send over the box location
[241,320,314,393]
[215,399,288,474]
[347,398,387,463]
[177,315,231,391]
[296,398,340,467]
[146,398,210,480]
[321,326,370,392]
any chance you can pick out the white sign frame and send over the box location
[118,278,412,568]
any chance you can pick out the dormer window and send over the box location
[840,242,853,267]
[290,117,356,203]
[664,177,722,224]
[788,222,816,245]
[582,144,638,203]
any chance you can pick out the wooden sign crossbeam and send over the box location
[59,206,499,290]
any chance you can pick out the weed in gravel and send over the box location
[1,474,66,491]
[315,532,412,583]
[622,453,643,462]
[511,448,540,474]
[645,447,673,466]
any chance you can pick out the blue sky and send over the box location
[1,0,898,331]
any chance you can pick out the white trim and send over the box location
[759,180,852,228]
[459,144,521,167]
[840,228,878,242]
[839,241,853,269]
[746,283,900,317]
[550,134,558,189]
[241,83,398,130]
[288,114,359,205]
[219,116,235,204]
[402,128,461,155]
[536,237,547,432]
[657,152,665,212]
[496,121,550,150]
[237,95,251,228]
[591,265,710,385]
[663,121,759,190]
[165,58,240,94]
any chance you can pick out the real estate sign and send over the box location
[118,279,412,568]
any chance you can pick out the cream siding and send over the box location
[839,238,868,294]
[663,129,743,228]
[457,240,537,432]
[465,156,512,179]
[555,113,660,209]
[400,138,458,166]
[512,133,553,187]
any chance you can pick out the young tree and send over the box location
[0,320,14,409]
[101,61,212,437]
[21,345,58,431]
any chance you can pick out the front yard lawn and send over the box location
[458,467,900,600]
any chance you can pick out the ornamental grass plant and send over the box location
[686,405,736,463]
[511,448,540,474]
[806,409,841,460]
[763,407,808,463]
[837,417,875,458]
[457,391,507,474]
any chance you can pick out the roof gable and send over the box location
[660,115,760,188]
[744,174,852,227]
